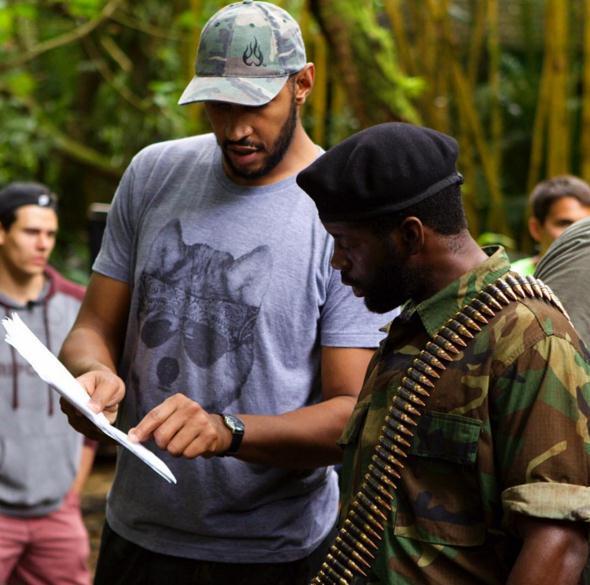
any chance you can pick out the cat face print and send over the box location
[131,219,272,412]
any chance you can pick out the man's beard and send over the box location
[363,243,418,314]
[221,95,297,180]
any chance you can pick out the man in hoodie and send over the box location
[0,182,95,585]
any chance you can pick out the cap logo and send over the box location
[242,38,264,67]
[38,194,51,206]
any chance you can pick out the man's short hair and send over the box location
[0,182,58,231]
[362,183,468,238]
[530,175,590,224]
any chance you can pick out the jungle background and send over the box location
[1,0,589,282]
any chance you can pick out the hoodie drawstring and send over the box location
[2,305,18,410]
[42,303,54,416]
[2,301,55,415]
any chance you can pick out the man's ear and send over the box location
[528,216,542,243]
[0,225,6,246]
[294,63,315,105]
[392,217,425,255]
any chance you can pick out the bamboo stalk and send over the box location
[547,0,570,177]
[184,0,204,130]
[310,25,328,146]
[468,0,487,87]
[424,0,450,131]
[382,0,415,75]
[433,4,510,237]
[527,0,554,194]
[451,61,511,238]
[487,0,502,183]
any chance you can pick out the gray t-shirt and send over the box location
[94,133,394,562]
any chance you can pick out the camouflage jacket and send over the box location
[339,247,590,585]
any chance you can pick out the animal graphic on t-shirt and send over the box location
[131,219,271,412]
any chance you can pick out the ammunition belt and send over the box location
[311,273,568,585]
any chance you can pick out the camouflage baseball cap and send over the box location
[178,0,306,107]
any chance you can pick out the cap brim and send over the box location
[178,75,289,106]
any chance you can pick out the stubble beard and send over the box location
[363,244,417,314]
[222,95,298,181]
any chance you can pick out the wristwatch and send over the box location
[218,413,245,456]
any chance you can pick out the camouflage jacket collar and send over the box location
[399,246,510,337]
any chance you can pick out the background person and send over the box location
[512,174,590,275]
[297,122,590,585]
[0,182,95,585]
[59,2,394,584]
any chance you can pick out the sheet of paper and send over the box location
[2,313,176,485]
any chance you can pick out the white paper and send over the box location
[2,313,176,485]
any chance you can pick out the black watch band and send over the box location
[218,413,245,456]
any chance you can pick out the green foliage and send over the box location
[0,0,209,279]
[0,0,580,270]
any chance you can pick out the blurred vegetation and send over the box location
[1,0,589,281]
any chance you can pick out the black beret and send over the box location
[296,122,463,222]
[0,182,58,218]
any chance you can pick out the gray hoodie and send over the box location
[0,266,86,517]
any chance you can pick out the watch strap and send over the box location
[218,413,245,456]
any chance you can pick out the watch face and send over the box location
[224,414,245,433]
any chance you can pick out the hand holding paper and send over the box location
[2,313,176,485]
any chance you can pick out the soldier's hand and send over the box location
[128,393,232,459]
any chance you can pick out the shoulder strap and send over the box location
[311,273,568,585]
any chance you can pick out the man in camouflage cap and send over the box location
[297,123,590,585]
[59,2,395,585]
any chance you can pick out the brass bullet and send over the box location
[464,304,489,324]
[363,473,394,505]
[326,553,355,582]
[438,326,468,347]
[454,312,482,332]
[374,444,405,469]
[447,318,475,339]
[322,561,347,585]
[332,547,366,577]
[405,368,435,389]
[485,284,511,305]
[418,349,446,370]
[313,568,335,585]
[392,394,421,417]
[381,422,412,446]
[378,428,407,459]
[425,341,453,362]
[432,334,461,354]
[398,383,427,406]
[349,506,384,542]
[339,528,376,561]
[477,292,503,312]
[496,278,519,301]
[411,357,441,379]
[386,410,416,433]
[378,434,411,460]
[521,275,537,297]
[368,463,398,488]
[503,274,525,298]
[536,280,553,303]
[352,499,386,531]
[345,518,380,551]
[357,491,389,524]
[334,535,372,568]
